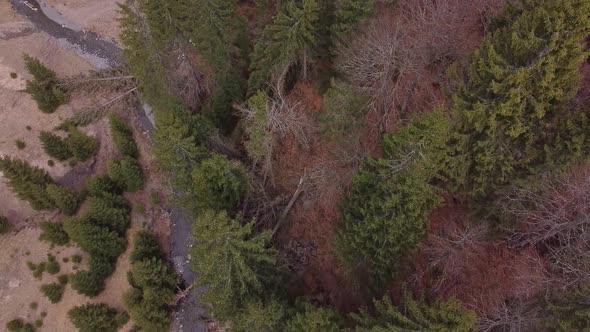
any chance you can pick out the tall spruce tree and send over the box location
[336,111,449,286]
[0,156,55,210]
[353,295,477,332]
[249,0,321,92]
[190,210,277,320]
[39,131,73,161]
[23,54,67,113]
[331,0,375,46]
[45,184,80,216]
[109,113,138,158]
[446,0,590,197]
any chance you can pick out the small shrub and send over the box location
[71,254,82,264]
[65,128,99,161]
[47,160,55,167]
[134,203,145,214]
[29,302,38,310]
[15,140,26,150]
[34,320,42,328]
[40,282,64,303]
[33,262,46,279]
[40,312,47,318]
[46,256,60,275]
[6,319,24,331]
[10,72,17,79]
[26,125,32,130]
[27,261,36,270]
[62,257,69,263]
[0,215,11,234]
[107,156,144,192]
[39,221,69,245]
[39,131,72,161]
[58,274,69,285]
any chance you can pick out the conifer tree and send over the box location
[85,174,122,196]
[0,156,55,210]
[190,210,277,320]
[39,221,69,245]
[23,54,67,113]
[190,154,247,212]
[446,0,590,197]
[353,295,476,332]
[107,156,144,192]
[331,0,375,45]
[40,282,64,303]
[285,302,342,332]
[70,270,105,297]
[66,128,99,161]
[68,303,129,332]
[233,299,288,332]
[109,113,138,158]
[39,131,72,161]
[336,111,448,286]
[249,0,321,91]
[129,231,162,263]
[45,184,80,216]
[125,230,176,332]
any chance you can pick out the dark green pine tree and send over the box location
[285,302,343,332]
[190,210,277,320]
[107,156,144,192]
[70,270,105,297]
[39,131,73,161]
[66,127,99,161]
[190,154,247,212]
[233,299,288,332]
[45,184,80,216]
[172,0,246,132]
[109,113,138,158]
[353,295,476,332]
[446,0,590,197]
[68,303,129,332]
[23,54,68,113]
[129,231,162,263]
[249,0,321,92]
[39,221,69,245]
[331,0,375,46]
[0,156,55,210]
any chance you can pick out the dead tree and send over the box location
[477,298,544,332]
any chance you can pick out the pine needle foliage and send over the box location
[249,0,321,92]
[446,0,590,197]
[190,154,247,212]
[190,210,277,320]
[109,113,138,158]
[125,231,177,332]
[0,156,55,210]
[352,295,477,332]
[45,184,81,216]
[39,131,72,161]
[336,111,450,286]
[66,127,99,161]
[68,303,129,332]
[40,282,64,303]
[23,54,67,113]
[39,221,69,245]
[107,156,144,192]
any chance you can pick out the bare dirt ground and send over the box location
[0,227,134,331]
[42,0,121,43]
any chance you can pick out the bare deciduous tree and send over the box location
[477,298,544,332]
